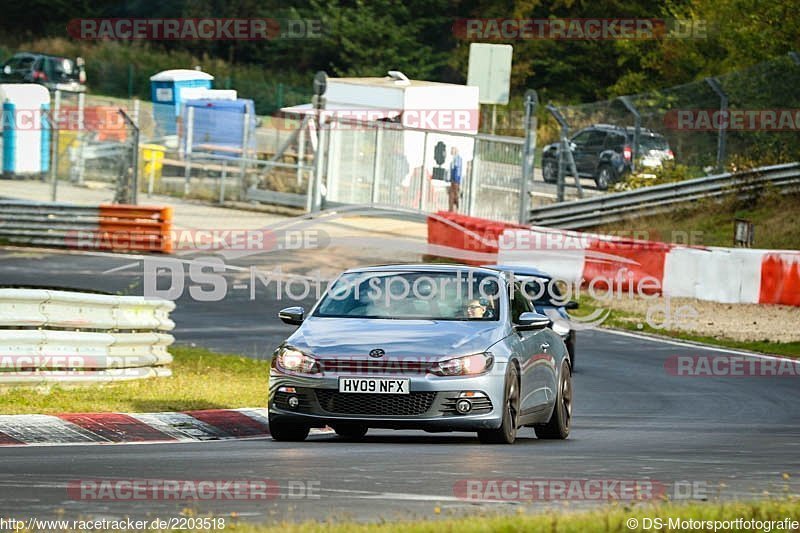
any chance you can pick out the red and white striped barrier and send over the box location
[427,211,800,306]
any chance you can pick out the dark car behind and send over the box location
[541,124,673,190]
[0,52,86,92]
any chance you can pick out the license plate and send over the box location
[338,377,410,395]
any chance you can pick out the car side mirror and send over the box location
[3,65,10,75]
[515,311,551,331]
[278,306,305,325]
[565,301,579,310]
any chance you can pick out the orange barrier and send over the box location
[58,106,128,142]
[759,252,800,306]
[427,211,521,264]
[583,237,673,294]
[97,205,173,253]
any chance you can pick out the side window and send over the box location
[570,130,592,145]
[585,131,607,149]
[511,284,532,323]
[605,133,625,151]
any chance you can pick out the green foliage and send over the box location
[614,161,695,191]
[1,0,799,120]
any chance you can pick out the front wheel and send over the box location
[477,365,520,444]
[566,333,576,372]
[268,417,310,442]
[534,359,572,440]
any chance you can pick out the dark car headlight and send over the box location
[430,353,494,377]
[275,347,321,375]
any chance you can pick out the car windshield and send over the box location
[516,276,565,306]
[314,270,501,321]
[639,135,669,151]
[4,56,34,70]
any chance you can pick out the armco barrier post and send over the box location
[618,95,641,173]
[238,111,250,201]
[50,91,61,201]
[518,89,538,224]
[547,104,581,202]
[115,109,139,205]
[184,106,195,197]
[705,77,728,173]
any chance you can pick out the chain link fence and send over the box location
[544,53,800,184]
[6,52,796,222]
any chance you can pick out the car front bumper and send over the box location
[268,364,507,431]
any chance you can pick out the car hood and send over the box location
[284,317,507,359]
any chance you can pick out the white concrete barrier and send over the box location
[0,289,175,385]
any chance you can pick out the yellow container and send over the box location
[56,130,80,177]
[140,144,166,181]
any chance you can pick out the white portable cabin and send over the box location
[282,72,480,207]
[0,84,51,175]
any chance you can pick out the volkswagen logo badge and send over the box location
[369,348,385,358]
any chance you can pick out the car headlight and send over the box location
[275,347,320,375]
[552,321,570,338]
[430,353,494,377]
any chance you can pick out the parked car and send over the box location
[269,264,572,444]
[485,265,578,370]
[0,52,86,92]
[541,124,674,190]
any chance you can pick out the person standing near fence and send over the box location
[449,146,462,212]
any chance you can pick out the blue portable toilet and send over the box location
[0,84,51,177]
[150,69,214,136]
[182,98,256,154]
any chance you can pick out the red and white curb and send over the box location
[0,408,333,446]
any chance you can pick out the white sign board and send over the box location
[467,43,513,105]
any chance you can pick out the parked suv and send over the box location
[0,52,86,92]
[541,124,673,190]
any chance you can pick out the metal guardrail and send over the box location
[528,163,800,229]
[0,200,172,252]
[0,289,175,385]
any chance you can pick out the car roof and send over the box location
[8,52,71,61]
[343,263,503,276]
[587,124,663,137]
[483,264,552,279]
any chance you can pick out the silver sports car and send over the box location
[268,264,572,444]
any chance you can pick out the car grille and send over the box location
[315,390,436,416]
[319,359,432,375]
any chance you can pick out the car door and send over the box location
[568,130,593,175]
[510,284,552,415]
[577,130,608,175]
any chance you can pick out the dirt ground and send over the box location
[596,295,800,343]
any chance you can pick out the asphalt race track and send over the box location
[1,249,799,523]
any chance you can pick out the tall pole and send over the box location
[310,71,328,213]
[518,90,538,224]
[705,77,728,172]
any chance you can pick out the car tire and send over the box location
[566,333,576,372]
[333,424,368,440]
[534,359,572,440]
[268,418,310,442]
[543,159,558,183]
[595,165,614,190]
[477,364,520,444]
